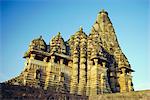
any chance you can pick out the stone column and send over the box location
[119,68,128,92]
[70,50,79,94]
[78,51,86,95]
[100,62,111,94]
[86,60,92,96]
[59,59,64,83]
[43,57,47,62]
[51,56,55,63]
[128,73,134,92]
[60,59,64,65]
[94,59,98,66]
[90,58,98,95]
[44,56,55,90]
[23,72,27,86]
[86,37,92,96]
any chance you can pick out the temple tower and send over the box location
[23,36,48,88]
[4,9,134,96]
[69,30,80,94]
[87,27,112,95]
[78,27,87,95]
[69,27,87,95]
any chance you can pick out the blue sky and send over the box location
[0,0,149,90]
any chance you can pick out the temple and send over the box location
[4,9,134,96]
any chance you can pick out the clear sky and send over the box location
[0,0,149,91]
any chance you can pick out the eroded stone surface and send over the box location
[3,9,134,96]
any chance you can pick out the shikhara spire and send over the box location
[4,9,134,96]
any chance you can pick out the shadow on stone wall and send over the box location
[1,83,150,100]
[0,83,88,100]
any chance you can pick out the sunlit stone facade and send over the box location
[5,10,134,96]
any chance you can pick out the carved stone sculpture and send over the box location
[4,9,134,96]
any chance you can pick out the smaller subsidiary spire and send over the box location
[74,26,87,38]
[51,32,62,43]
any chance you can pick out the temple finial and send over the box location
[79,26,83,32]
[101,9,105,12]
[57,32,61,36]
[99,9,108,15]
[39,35,42,39]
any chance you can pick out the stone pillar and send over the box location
[43,57,47,62]
[23,73,27,86]
[44,73,50,90]
[90,58,98,95]
[128,72,134,91]
[51,56,55,63]
[78,52,86,95]
[102,62,106,68]
[109,72,116,92]
[86,37,92,96]
[100,62,105,94]
[59,59,64,84]
[94,59,98,66]
[100,62,111,94]
[44,56,55,90]
[78,38,87,95]
[128,75,134,92]
[70,50,79,94]
[119,68,128,92]
[68,61,72,67]
[60,59,64,65]
[86,60,92,96]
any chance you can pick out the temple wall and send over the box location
[0,83,88,100]
[3,9,135,97]
[1,83,149,100]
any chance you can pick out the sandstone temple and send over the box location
[1,9,135,99]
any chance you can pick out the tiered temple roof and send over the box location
[4,9,134,96]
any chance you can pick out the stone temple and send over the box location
[3,10,134,97]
